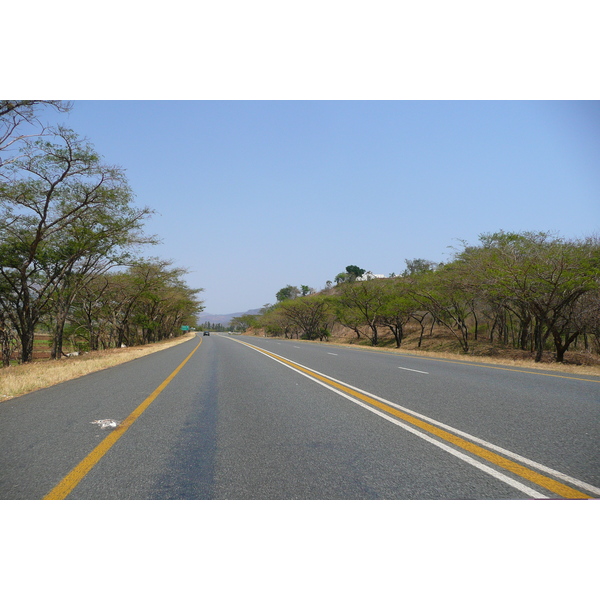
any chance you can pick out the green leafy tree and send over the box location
[459,231,600,362]
[337,279,386,345]
[407,264,476,354]
[345,265,366,281]
[377,279,420,347]
[402,258,437,276]
[279,296,333,340]
[275,285,300,302]
[230,314,260,332]
[0,127,154,362]
[68,261,202,350]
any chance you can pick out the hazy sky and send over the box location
[45,100,598,315]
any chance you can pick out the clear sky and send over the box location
[7,3,599,316]
[46,100,599,315]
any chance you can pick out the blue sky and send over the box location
[48,100,600,315]
[7,3,599,316]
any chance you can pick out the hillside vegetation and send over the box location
[232,231,600,369]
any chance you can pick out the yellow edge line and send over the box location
[243,341,592,499]
[43,338,202,500]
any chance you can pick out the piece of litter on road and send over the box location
[91,419,120,429]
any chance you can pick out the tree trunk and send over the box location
[369,321,379,346]
[519,318,530,351]
[18,327,34,363]
[51,307,69,359]
[552,329,579,363]
[387,323,403,348]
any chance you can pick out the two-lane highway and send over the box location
[1,333,598,499]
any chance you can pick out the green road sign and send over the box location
[181,325,190,331]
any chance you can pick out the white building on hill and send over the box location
[356,271,386,281]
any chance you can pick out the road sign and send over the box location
[181,325,190,331]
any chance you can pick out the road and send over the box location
[1,333,599,499]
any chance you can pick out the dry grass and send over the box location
[0,333,196,402]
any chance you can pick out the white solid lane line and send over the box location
[398,366,429,374]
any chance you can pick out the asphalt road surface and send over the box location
[1,333,599,499]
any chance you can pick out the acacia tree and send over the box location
[0,101,72,167]
[230,314,261,333]
[255,305,291,337]
[460,232,600,362]
[377,279,419,348]
[0,127,154,362]
[573,287,600,354]
[279,296,333,340]
[336,279,387,345]
[408,265,476,354]
[67,273,111,351]
[127,261,203,344]
[67,261,203,350]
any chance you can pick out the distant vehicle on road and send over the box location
[203,331,210,336]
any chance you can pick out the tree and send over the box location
[0,278,18,366]
[275,285,300,302]
[460,231,600,362]
[345,265,366,281]
[407,265,476,354]
[259,306,292,337]
[279,296,333,340]
[230,314,260,332]
[336,279,386,345]
[0,101,72,168]
[67,261,203,350]
[334,272,349,285]
[0,127,154,362]
[402,258,437,276]
[573,287,600,354]
[377,279,419,348]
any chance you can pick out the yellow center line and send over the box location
[43,338,202,500]
[241,341,592,499]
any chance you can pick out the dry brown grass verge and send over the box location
[0,333,196,402]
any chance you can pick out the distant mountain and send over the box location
[197,308,262,326]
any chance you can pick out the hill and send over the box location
[197,308,262,327]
